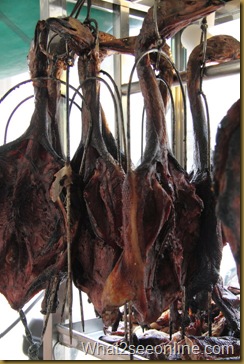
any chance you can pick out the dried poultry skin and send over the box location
[48,16,127,324]
[187,35,240,171]
[0,21,67,310]
[134,0,230,52]
[182,336,240,360]
[102,165,173,322]
[98,1,229,56]
[212,280,240,337]
[6,1,229,322]
[101,49,174,322]
[71,49,125,325]
[186,35,240,302]
[214,99,240,283]
[100,0,231,326]
[102,24,202,325]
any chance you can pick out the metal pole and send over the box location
[113,3,129,153]
[120,59,240,94]
[171,32,187,167]
[39,3,68,360]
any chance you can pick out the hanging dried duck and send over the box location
[185,34,240,308]
[0,0,235,330]
[99,0,233,326]
[0,21,67,310]
[71,45,126,325]
[53,15,127,325]
[101,3,207,325]
[213,100,240,284]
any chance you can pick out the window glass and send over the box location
[186,73,240,171]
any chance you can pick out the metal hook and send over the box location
[153,0,165,70]
[199,17,211,170]
[200,17,208,92]
[100,69,127,167]
[70,75,124,170]
[127,48,187,171]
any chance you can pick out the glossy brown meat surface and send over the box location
[212,280,240,337]
[101,5,205,323]
[187,35,240,170]
[0,22,67,309]
[136,0,230,52]
[185,35,240,305]
[182,335,240,360]
[101,165,174,323]
[214,99,240,282]
[71,47,125,325]
[0,0,235,323]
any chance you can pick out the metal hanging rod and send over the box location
[121,59,240,95]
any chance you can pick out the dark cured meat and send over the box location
[0,21,67,310]
[186,35,240,304]
[31,0,234,326]
[101,18,204,326]
[71,48,125,325]
[45,16,126,167]
[212,281,240,337]
[45,17,95,56]
[148,43,174,109]
[214,99,240,283]
[99,1,232,55]
[132,0,232,53]
[40,16,127,324]
[183,335,240,360]
[187,35,240,173]
[44,2,232,61]
[46,56,66,158]
[101,0,232,326]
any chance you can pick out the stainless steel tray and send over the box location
[57,318,148,360]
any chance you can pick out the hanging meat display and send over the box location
[214,99,240,283]
[0,0,240,358]
[72,35,126,326]
[101,29,203,325]
[185,34,240,307]
[0,21,67,311]
[41,0,233,327]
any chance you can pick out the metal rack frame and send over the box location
[56,318,148,360]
